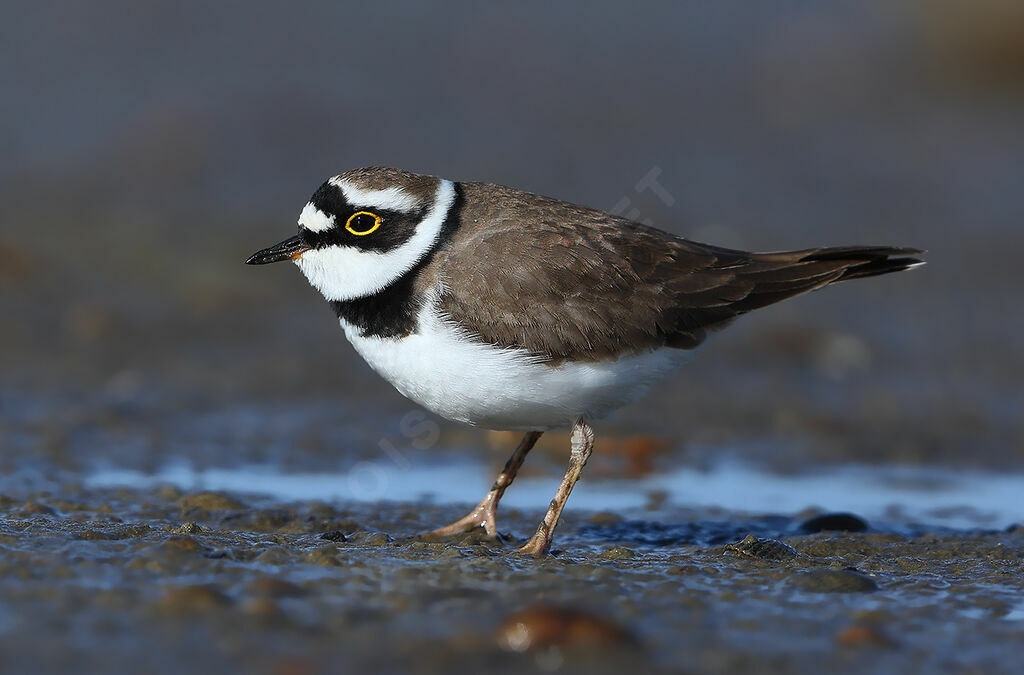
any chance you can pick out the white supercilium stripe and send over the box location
[294,179,456,302]
[329,178,423,214]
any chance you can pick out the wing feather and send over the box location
[434,182,922,362]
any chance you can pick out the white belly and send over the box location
[339,306,693,431]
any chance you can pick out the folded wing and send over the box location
[438,213,922,362]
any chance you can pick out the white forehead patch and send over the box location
[329,177,422,213]
[298,202,335,233]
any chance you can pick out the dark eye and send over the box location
[345,211,382,236]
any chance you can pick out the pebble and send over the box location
[791,569,878,593]
[179,492,245,512]
[836,622,896,647]
[76,523,151,540]
[587,511,624,525]
[348,531,393,546]
[665,564,703,576]
[319,530,348,542]
[247,577,306,598]
[164,535,203,553]
[726,534,801,561]
[255,548,293,565]
[18,501,57,516]
[242,596,283,621]
[496,606,635,652]
[304,546,343,567]
[158,584,231,614]
[168,521,205,535]
[597,547,637,560]
[155,485,183,501]
[251,509,295,531]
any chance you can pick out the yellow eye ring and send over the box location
[345,211,382,236]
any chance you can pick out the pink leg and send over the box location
[516,419,594,557]
[427,431,543,538]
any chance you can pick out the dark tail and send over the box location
[700,245,926,319]
[797,246,925,282]
[658,243,925,349]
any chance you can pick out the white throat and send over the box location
[294,179,456,301]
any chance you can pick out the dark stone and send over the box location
[319,530,348,542]
[799,512,869,534]
[725,534,801,561]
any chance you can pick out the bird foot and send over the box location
[514,532,551,558]
[425,496,499,539]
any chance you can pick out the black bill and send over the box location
[245,235,311,265]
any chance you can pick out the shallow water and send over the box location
[87,458,1024,530]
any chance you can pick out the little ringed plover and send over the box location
[247,167,923,556]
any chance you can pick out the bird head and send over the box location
[246,167,455,301]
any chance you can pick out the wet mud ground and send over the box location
[2,383,1022,675]
[2,483,1023,675]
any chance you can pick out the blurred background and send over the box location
[1,0,1022,488]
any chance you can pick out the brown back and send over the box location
[433,181,922,362]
